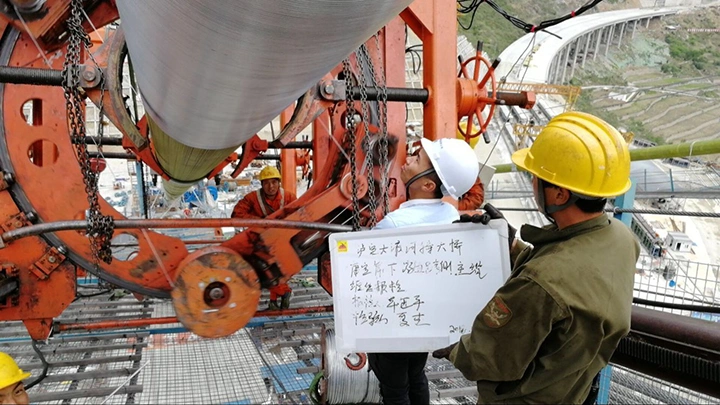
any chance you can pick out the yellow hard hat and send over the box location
[0,352,30,390]
[258,166,281,181]
[511,111,631,198]
[456,121,480,149]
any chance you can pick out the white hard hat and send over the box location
[420,138,479,199]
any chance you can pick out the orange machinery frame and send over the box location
[0,0,533,339]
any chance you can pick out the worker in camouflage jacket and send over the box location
[434,112,640,404]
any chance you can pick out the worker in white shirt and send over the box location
[370,137,479,404]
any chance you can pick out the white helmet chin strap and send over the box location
[404,167,437,199]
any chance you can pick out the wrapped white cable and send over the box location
[324,329,381,404]
[115,0,414,150]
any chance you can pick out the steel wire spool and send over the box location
[324,329,381,404]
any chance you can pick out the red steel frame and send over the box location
[0,0,474,338]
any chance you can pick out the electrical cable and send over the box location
[73,289,113,302]
[308,372,324,404]
[480,32,537,172]
[457,0,484,30]
[405,44,423,75]
[457,0,604,33]
[24,340,49,390]
[323,329,381,404]
[491,206,720,218]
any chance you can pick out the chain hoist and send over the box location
[342,58,362,232]
[372,32,391,215]
[62,0,115,264]
[356,45,378,228]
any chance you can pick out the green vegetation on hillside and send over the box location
[662,33,720,76]
[574,92,665,145]
[456,2,719,154]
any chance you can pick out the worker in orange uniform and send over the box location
[458,177,485,211]
[455,121,485,211]
[0,352,30,405]
[231,165,297,310]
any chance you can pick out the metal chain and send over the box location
[356,45,378,228]
[62,0,114,264]
[342,58,361,232]
[373,32,391,215]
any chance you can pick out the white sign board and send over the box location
[329,220,511,353]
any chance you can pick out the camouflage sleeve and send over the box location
[449,275,566,382]
[510,239,530,265]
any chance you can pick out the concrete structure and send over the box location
[666,231,694,252]
[496,8,680,85]
[642,0,717,6]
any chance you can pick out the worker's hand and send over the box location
[483,203,517,248]
[455,213,486,224]
[455,204,517,249]
[432,342,458,360]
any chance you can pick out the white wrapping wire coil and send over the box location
[324,329,381,404]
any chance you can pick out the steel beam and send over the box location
[19,354,142,371]
[297,352,321,360]
[6,343,147,357]
[39,368,140,384]
[297,366,320,374]
[29,386,143,403]
[60,308,154,316]
[613,180,636,227]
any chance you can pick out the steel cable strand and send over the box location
[489,206,720,218]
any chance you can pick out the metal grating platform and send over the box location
[2,267,718,404]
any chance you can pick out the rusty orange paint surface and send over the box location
[3,31,187,296]
[0,0,470,338]
[280,105,298,195]
[403,0,457,141]
[171,247,261,338]
[0,192,74,340]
